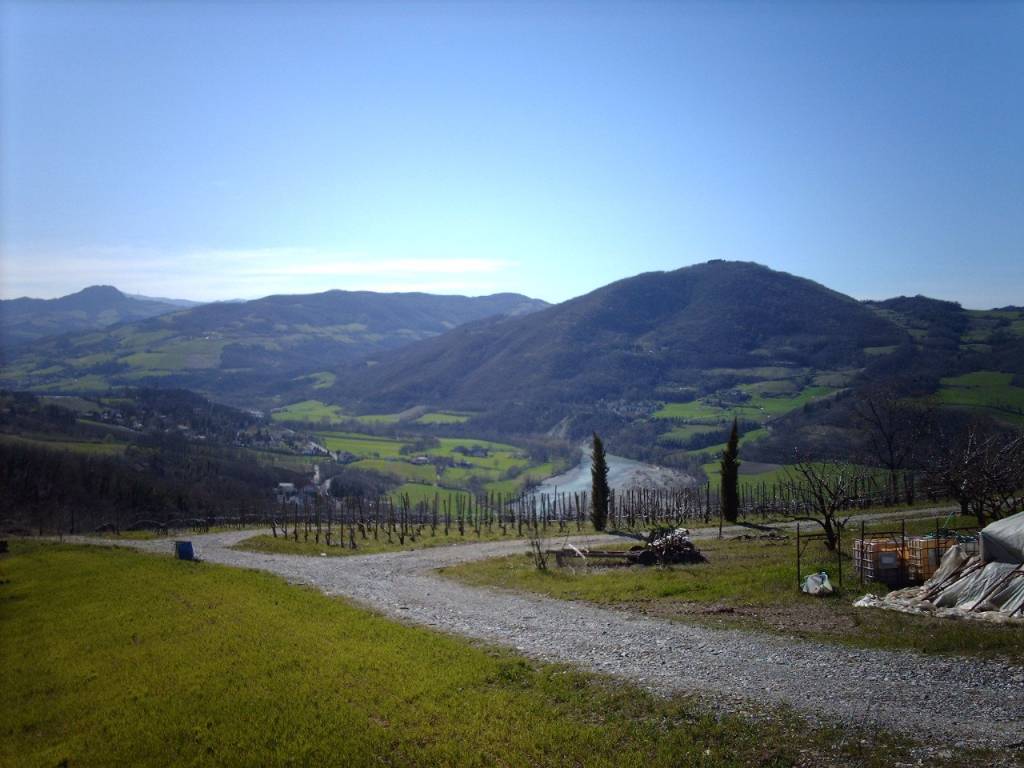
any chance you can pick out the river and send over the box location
[531,450,696,497]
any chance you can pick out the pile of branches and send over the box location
[643,527,707,565]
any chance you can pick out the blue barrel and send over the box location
[174,541,195,561]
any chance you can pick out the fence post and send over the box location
[796,523,801,589]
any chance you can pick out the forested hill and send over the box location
[328,261,907,412]
[0,289,548,406]
[0,285,188,350]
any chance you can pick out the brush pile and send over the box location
[644,527,707,565]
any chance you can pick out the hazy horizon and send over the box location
[1,258,1020,313]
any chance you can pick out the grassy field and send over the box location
[698,460,895,492]
[735,385,835,418]
[306,371,337,389]
[653,400,731,421]
[350,458,437,484]
[249,449,324,471]
[271,399,348,423]
[654,384,836,424]
[271,400,409,426]
[656,423,722,446]
[315,431,409,457]
[0,541,961,768]
[938,371,1024,425]
[699,460,790,488]
[390,482,472,507]
[442,515,1022,663]
[689,427,769,463]
[414,411,472,425]
[315,431,547,499]
[0,432,127,456]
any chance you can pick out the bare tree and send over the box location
[925,424,1024,526]
[854,383,935,502]
[782,459,869,550]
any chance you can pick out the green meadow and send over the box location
[443,515,1019,663]
[938,371,1024,424]
[0,541,943,767]
[271,399,348,423]
[0,433,128,456]
[414,411,473,425]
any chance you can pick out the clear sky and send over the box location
[1,1,1021,307]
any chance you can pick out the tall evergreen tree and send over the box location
[720,418,740,524]
[590,432,610,531]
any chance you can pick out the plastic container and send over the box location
[174,540,195,561]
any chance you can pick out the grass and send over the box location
[689,427,769,462]
[34,374,111,393]
[39,395,102,413]
[705,366,806,380]
[315,431,409,457]
[656,423,722,446]
[234,524,561,556]
[654,385,836,424]
[350,458,437,484]
[8,544,978,765]
[735,385,835,418]
[120,338,226,370]
[700,460,791,488]
[305,429,557,500]
[2,541,969,767]
[271,399,347,424]
[443,515,1022,663]
[653,400,732,421]
[308,371,337,389]
[0,433,127,456]
[84,525,256,541]
[698,460,893,491]
[414,411,472,425]
[938,370,1024,424]
[249,449,325,471]
[390,482,472,507]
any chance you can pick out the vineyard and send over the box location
[46,469,943,551]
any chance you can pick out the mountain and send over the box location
[0,289,549,405]
[330,261,907,413]
[126,293,204,308]
[315,261,1024,470]
[0,286,189,351]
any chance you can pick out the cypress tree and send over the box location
[720,417,740,524]
[590,432,609,531]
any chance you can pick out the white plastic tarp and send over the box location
[855,543,1024,623]
[980,511,1024,564]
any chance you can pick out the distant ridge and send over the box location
[126,293,203,308]
[0,285,188,350]
[0,288,549,403]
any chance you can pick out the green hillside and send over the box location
[0,290,547,406]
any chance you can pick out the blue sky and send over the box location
[1,1,1021,306]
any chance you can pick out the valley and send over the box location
[4,262,1024,528]
[4,7,1021,766]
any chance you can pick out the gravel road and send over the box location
[63,514,1024,750]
